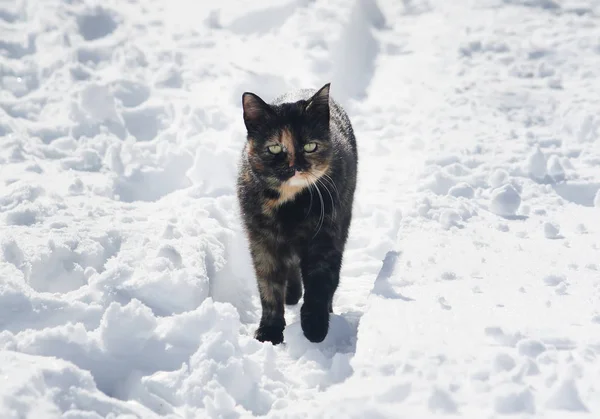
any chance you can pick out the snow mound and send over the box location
[490,184,521,216]
[526,147,548,182]
[546,378,589,412]
[448,182,475,199]
[0,351,157,418]
[543,221,560,239]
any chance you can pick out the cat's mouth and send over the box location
[286,170,312,187]
[284,168,326,188]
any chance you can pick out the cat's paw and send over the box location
[300,303,329,343]
[255,324,284,345]
[285,279,302,305]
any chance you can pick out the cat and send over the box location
[236,83,357,344]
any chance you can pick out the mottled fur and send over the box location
[236,83,357,344]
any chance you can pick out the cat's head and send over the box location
[241,84,332,190]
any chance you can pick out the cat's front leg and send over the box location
[249,234,289,345]
[255,276,286,345]
[285,255,302,306]
[300,234,342,343]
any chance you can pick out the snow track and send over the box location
[1,0,600,417]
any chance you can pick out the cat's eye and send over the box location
[304,142,318,153]
[267,144,283,154]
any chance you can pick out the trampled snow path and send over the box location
[1,0,600,418]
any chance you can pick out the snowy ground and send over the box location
[1,0,600,417]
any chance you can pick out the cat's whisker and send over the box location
[315,173,340,222]
[306,173,325,239]
[315,177,336,221]
[314,186,325,239]
[304,178,314,220]
[322,174,341,200]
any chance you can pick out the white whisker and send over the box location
[313,186,325,238]
[306,173,325,239]
[316,177,336,221]
[321,174,340,198]
[304,178,313,220]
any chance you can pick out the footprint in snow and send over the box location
[543,274,566,287]
[438,297,451,310]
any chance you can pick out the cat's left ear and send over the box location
[305,83,330,120]
[242,92,273,133]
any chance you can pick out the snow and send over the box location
[1,0,600,417]
[490,184,522,216]
[543,221,561,239]
[547,155,565,183]
[527,147,548,182]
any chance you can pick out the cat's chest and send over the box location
[274,201,311,229]
[273,193,330,234]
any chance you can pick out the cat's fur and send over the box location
[236,83,357,344]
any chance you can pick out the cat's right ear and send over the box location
[242,92,272,132]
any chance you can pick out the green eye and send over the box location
[304,142,317,153]
[268,144,283,154]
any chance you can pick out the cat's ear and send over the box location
[242,92,273,132]
[305,83,330,122]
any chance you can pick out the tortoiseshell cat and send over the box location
[236,83,357,344]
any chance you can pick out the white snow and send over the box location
[490,184,522,217]
[448,182,475,199]
[547,155,565,183]
[543,221,561,239]
[527,146,548,182]
[1,0,600,417]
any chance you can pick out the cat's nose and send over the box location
[285,167,296,177]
